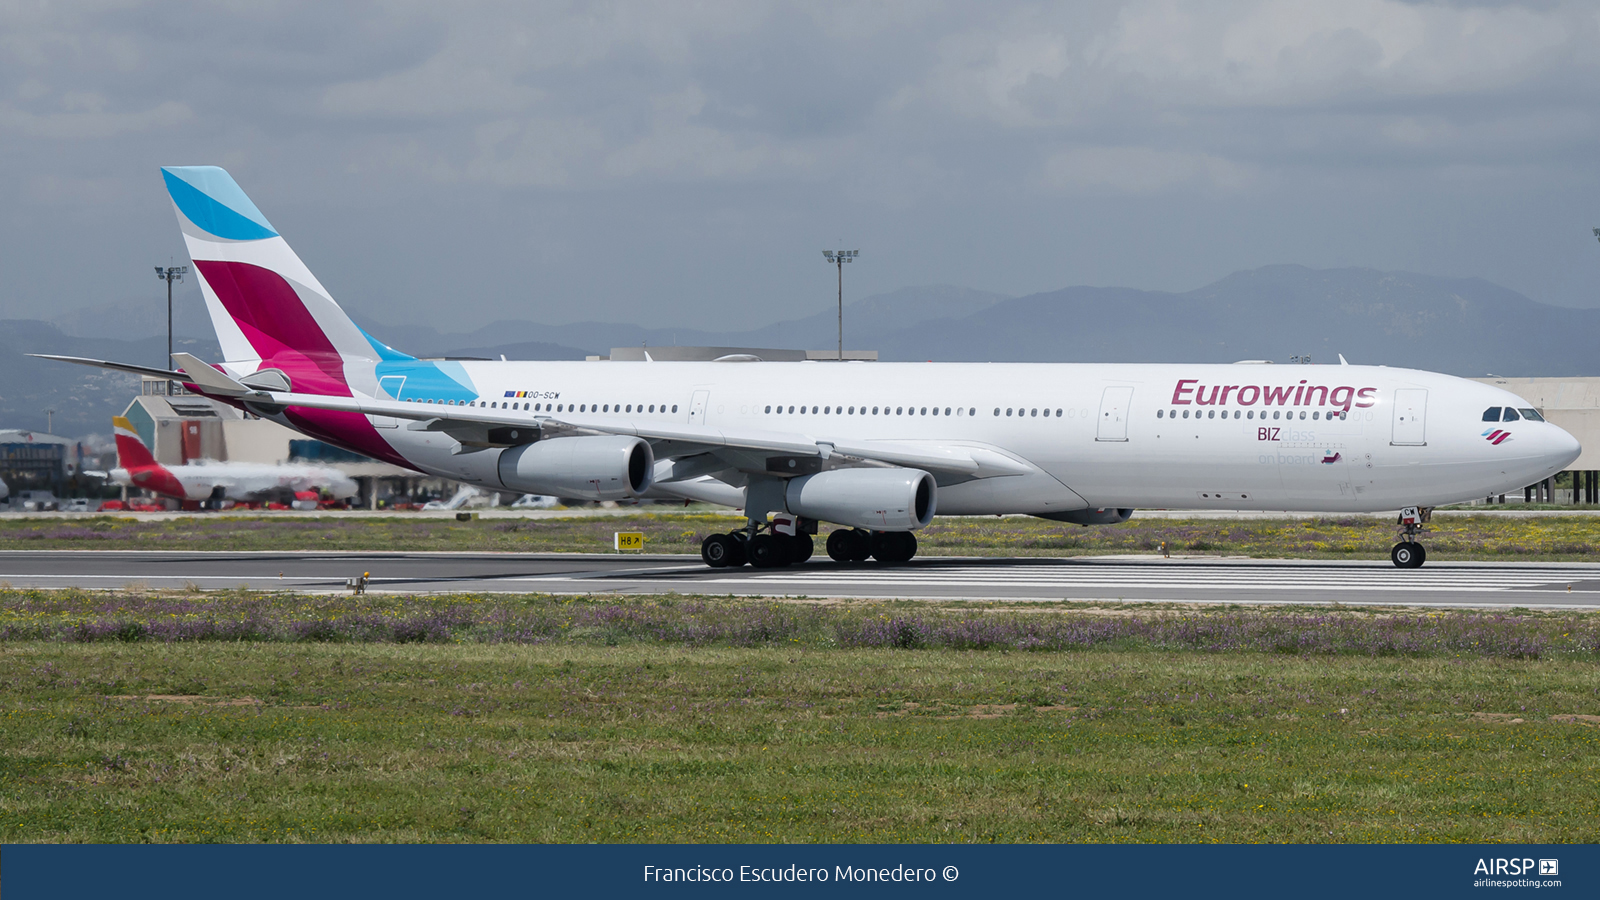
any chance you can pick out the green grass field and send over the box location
[6,510,1600,560]
[3,591,1597,843]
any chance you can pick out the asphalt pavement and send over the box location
[3,550,1599,609]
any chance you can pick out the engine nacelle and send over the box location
[497,436,654,501]
[1034,508,1134,526]
[785,467,936,531]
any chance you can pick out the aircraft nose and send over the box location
[1547,423,1582,470]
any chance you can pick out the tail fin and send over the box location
[112,416,159,469]
[162,166,412,397]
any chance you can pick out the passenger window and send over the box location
[1311,411,1318,420]
[1502,408,1520,421]
[764,405,771,413]
[1272,411,1279,420]
[896,407,903,415]
[1482,407,1501,422]
[788,406,794,413]
[1207,410,1214,419]
[1182,410,1189,419]
[1299,411,1306,420]
[994,408,1000,416]
[1030,408,1037,417]
[1006,408,1013,416]
[1157,410,1164,419]
[920,407,926,415]
[1519,408,1543,421]
[672,404,678,412]
[969,408,976,416]
[945,407,951,416]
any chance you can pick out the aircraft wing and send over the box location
[247,390,1031,479]
[32,353,1035,480]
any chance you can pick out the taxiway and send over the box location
[3,551,1599,608]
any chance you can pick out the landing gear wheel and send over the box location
[826,529,859,562]
[725,531,748,567]
[870,531,918,564]
[701,533,735,568]
[1391,542,1426,568]
[748,533,789,568]
[789,534,814,564]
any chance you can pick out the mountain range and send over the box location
[6,265,1598,438]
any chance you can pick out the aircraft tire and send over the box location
[748,533,788,568]
[789,533,815,564]
[826,529,858,562]
[870,531,917,564]
[1390,542,1425,568]
[701,533,735,568]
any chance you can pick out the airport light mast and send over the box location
[822,249,859,360]
[155,265,188,396]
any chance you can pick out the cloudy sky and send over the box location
[4,0,1600,333]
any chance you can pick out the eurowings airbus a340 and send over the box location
[38,167,1581,568]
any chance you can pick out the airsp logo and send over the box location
[1474,858,1552,876]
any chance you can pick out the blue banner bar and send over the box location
[3,844,1593,899]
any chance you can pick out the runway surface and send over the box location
[3,550,1600,609]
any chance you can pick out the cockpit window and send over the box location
[1501,408,1520,422]
[1519,408,1544,422]
[1482,407,1502,421]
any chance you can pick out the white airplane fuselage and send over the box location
[356,359,1576,514]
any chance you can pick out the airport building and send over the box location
[121,378,426,507]
[0,429,81,497]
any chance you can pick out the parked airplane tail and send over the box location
[112,416,159,469]
[162,166,414,398]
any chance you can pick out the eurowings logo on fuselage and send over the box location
[1321,451,1342,464]
[1483,429,1512,445]
[1171,379,1378,413]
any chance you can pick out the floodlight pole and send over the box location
[822,249,858,360]
[155,265,188,395]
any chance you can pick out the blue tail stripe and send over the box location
[161,166,279,241]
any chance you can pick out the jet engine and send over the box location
[785,467,936,531]
[497,436,654,501]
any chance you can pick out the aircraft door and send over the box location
[1096,386,1133,442]
[1391,389,1427,446]
[688,390,710,425]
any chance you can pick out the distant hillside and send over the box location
[873,266,1599,373]
[0,321,220,437]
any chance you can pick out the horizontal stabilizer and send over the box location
[29,354,186,381]
[169,352,260,397]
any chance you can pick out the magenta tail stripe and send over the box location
[195,259,348,396]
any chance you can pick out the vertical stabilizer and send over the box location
[112,416,159,470]
[161,166,399,397]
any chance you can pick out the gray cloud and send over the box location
[3,0,1599,336]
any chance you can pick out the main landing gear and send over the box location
[701,529,815,569]
[1390,506,1431,569]
[701,526,919,568]
[825,528,917,564]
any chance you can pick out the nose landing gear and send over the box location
[1390,506,1431,568]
